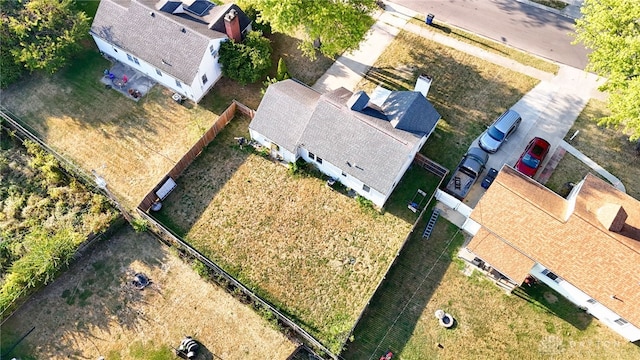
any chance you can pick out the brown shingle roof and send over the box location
[469,167,640,327]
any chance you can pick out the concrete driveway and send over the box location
[462,65,605,207]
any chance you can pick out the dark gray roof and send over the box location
[250,80,441,194]
[383,91,441,134]
[249,80,320,153]
[90,0,236,83]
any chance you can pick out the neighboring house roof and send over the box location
[90,0,248,83]
[249,79,441,194]
[468,166,640,327]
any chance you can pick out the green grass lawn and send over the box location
[562,99,640,200]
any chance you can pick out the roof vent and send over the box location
[597,203,627,232]
[150,12,155,17]
[181,28,186,33]
[347,91,370,112]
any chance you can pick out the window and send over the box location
[541,269,562,283]
[176,80,182,88]
[202,74,208,85]
[126,54,140,65]
[341,172,347,177]
[614,318,628,326]
[113,47,118,53]
[586,298,597,304]
[308,152,315,160]
[156,69,162,76]
[209,45,218,57]
[316,157,323,164]
[363,184,370,192]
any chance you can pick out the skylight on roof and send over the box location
[185,0,214,16]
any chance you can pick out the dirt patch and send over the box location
[1,226,296,359]
[544,291,559,304]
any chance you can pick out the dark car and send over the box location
[515,137,550,177]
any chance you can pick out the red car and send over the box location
[515,137,550,177]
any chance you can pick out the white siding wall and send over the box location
[300,149,386,207]
[190,39,225,103]
[248,129,297,163]
[91,35,224,103]
[531,263,640,342]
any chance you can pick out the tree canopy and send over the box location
[574,0,640,140]
[240,0,377,59]
[0,0,90,88]
[219,31,273,85]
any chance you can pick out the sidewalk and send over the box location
[515,0,584,20]
[312,0,617,208]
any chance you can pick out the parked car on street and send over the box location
[478,109,522,153]
[515,137,550,177]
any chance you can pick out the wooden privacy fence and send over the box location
[137,210,337,360]
[413,153,449,178]
[139,100,248,211]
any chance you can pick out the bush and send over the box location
[240,3,272,35]
[131,217,149,233]
[276,58,290,81]
[219,31,272,85]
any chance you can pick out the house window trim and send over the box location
[614,318,628,326]
[363,184,370,192]
[175,79,182,88]
[316,156,323,164]
[156,69,162,76]
[541,269,562,283]
[308,152,315,160]
[202,73,208,85]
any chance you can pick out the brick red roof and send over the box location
[468,166,640,327]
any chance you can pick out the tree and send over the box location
[0,0,90,87]
[574,0,640,140]
[219,31,272,85]
[240,0,377,59]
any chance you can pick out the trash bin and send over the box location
[426,13,435,25]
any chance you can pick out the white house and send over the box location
[249,79,441,207]
[90,0,251,103]
[463,166,640,342]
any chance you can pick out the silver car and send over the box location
[478,109,521,153]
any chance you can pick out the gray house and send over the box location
[90,0,252,102]
[249,79,441,207]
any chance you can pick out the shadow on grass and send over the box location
[512,282,591,331]
[342,220,465,359]
[0,228,170,359]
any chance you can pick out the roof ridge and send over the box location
[133,0,223,41]
[319,96,411,146]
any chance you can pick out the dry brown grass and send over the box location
[357,31,539,169]
[563,99,640,200]
[155,115,413,351]
[0,226,296,359]
[0,51,218,209]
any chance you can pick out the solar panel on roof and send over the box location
[185,0,214,16]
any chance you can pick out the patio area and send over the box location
[100,60,156,102]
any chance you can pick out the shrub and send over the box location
[276,58,290,81]
[131,217,149,233]
[219,31,272,85]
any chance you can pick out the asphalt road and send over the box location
[391,0,589,69]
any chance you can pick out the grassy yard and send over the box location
[0,226,296,360]
[357,31,539,170]
[343,218,640,359]
[545,152,595,196]
[561,99,640,200]
[408,18,560,74]
[153,113,442,352]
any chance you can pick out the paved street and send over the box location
[391,0,589,69]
